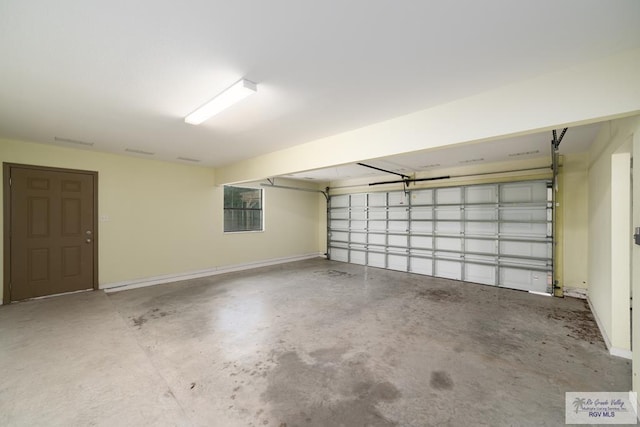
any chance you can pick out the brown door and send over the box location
[6,165,97,301]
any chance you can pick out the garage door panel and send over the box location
[369,209,386,220]
[435,221,462,233]
[500,241,550,258]
[368,245,386,255]
[389,208,408,220]
[465,263,496,286]
[350,210,366,220]
[499,268,548,293]
[368,193,387,206]
[466,239,496,254]
[328,180,552,294]
[368,234,386,245]
[500,207,546,221]
[436,207,462,220]
[350,194,367,207]
[388,234,408,247]
[410,257,433,275]
[410,235,432,249]
[351,232,367,244]
[389,221,408,232]
[411,207,433,220]
[435,259,462,280]
[331,220,348,229]
[369,220,386,231]
[330,248,348,262]
[411,189,433,205]
[350,250,366,265]
[388,192,406,206]
[465,185,496,204]
[500,182,548,203]
[436,237,462,251]
[332,195,349,207]
[388,255,407,271]
[331,210,349,219]
[465,207,497,221]
[466,221,497,235]
[500,222,547,237]
[410,221,433,232]
[436,187,462,204]
[368,252,386,268]
[500,257,548,269]
[350,220,367,230]
[331,231,349,242]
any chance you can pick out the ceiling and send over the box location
[0,1,638,168]
[284,122,602,182]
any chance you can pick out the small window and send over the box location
[224,186,263,232]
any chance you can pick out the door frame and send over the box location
[3,163,99,304]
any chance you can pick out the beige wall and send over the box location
[632,127,640,395]
[560,153,589,291]
[587,116,640,353]
[0,138,322,301]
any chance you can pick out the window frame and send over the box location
[223,185,265,233]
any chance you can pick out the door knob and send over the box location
[86,238,92,243]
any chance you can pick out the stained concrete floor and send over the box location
[0,258,631,426]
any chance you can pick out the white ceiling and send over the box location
[0,1,638,168]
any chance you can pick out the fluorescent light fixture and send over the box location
[185,78,257,125]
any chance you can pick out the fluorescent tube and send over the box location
[185,78,257,125]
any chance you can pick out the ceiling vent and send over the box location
[177,157,200,162]
[508,150,540,157]
[420,163,441,168]
[459,158,484,164]
[125,148,155,155]
[54,136,94,146]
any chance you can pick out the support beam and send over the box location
[216,48,640,185]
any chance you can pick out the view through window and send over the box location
[223,186,263,232]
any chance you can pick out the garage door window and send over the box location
[224,186,263,232]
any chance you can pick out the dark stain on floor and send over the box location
[546,300,603,343]
[315,269,355,279]
[262,347,400,426]
[129,307,174,328]
[416,287,462,302]
[430,371,454,390]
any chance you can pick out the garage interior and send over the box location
[1,1,640,426]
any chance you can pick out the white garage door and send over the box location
[328,181,553,293]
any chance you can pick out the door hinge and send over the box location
[8,177,11,186]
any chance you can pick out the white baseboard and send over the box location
[563,287,587,299]
[609,347,633,359]
[587,296,612,349]
[102,253,324,293]
[586,296,632,360]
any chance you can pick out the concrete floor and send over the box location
[0,258,631,426]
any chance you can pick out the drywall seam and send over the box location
[102,253,324,293]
